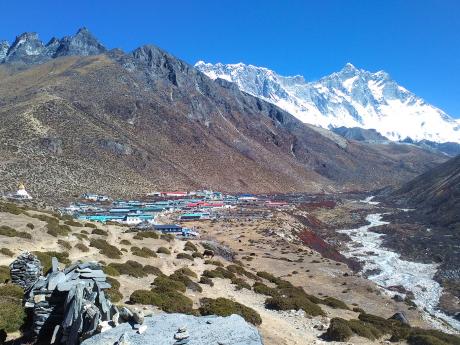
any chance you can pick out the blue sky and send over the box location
[1,0,459,117]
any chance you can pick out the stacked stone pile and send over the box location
[9,252,43,289]
[10,253,119,344]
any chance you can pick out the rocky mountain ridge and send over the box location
[0,28,447,200]
[196,61,460,144]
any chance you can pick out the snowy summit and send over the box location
[195,61,460,143]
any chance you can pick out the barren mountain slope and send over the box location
[0,31,447,201]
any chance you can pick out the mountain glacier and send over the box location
[195,61,460,143]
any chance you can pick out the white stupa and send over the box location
[9,182,33,200]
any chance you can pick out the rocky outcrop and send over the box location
[9,252,43,289]
[81,314,263,345]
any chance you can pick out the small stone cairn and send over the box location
[9,252,145,344]
[9,252,43,289]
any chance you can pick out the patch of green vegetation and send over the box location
[184,241,198,252]
[320,296,349,310]
[406,328,460,345]
[204,259,223,267]
[74,243,89,252]
[84,223,97,228]
[199,276,214,287]
[72,232,89,241]
[153,276,187,293]
[81,230,89,234]
[120,239,131,245]
[192,252,204,259]
[105,277,123,303]
[199,297,262,326]
[347,319,382,340]
[0,284,23,299]
[89,239,122,259]
[0,267,10,284]
[231,277,251,290]
[160,233,175,242]
[0,202,26,215]
[175,267,197,278]
[108,261,147,278]
[31,214,59,224]
[131,246,157,258]
[202,267,235,280]
[252,282,279,297]
[26,223,34,230]
[57,239,72,250]
[64,220,83,227]
[130,288,194,314]
[0,298,26,333]
[176,253,194,261]
[0,248,14,257]
[133,231,159,240]
[265,294,325,317]
[157,247,171,255]
[33,251,70,273]
[323,318,353,341]
[143,265,164,276]
[256,271,278,282]
[0,225,32,239]
[169,271,203,293]
[227,264,259,280]
[102,265,120,277]
[91,228,108,236]
[46,223,71,237]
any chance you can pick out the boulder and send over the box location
[389,312,410,326]
[81,314,263,345]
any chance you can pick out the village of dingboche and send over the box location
[0,2,460,345]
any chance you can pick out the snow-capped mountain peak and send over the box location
[196,61,460,143]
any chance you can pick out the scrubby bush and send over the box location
[102,265,120,277]
[347,319,382,340]
[0,248,14,257]
[64,220,83,227]
[202,267,235,280]
[199,297,262,326]
[253,282,279,297]
[81,230,89,234]
[323,318,353,341]
[0,202,26,215]
[153,276,187,293]
[144,265,164,277]
[91,228,108,236]
[199,276,214,287]
[176,253,194,261]
[130,288,194,314]
[73,233,89,241]
[0,284,24,299]
[157,247,171,255]
[0,225,32,239]
[120,239,131,245]
[0,267,10,284]
[256,271,278,282]
[131,246,157,258]
[204,259,223,267]
[33,251,70,273]
[26,223,34,230]
[192,252,204,259]
[265,295,325,317]
[105,277,123,303]
[133,231,159,240]
[231,277,251,290]
[89,239,122,259]
[74,243,89,252]
[0,298,26,333]
[58,239,72,250]
[175,267,197,278]
[84,223,97,228]
[46,223,71,237]
[184,241,198,252]
[320,296,349,310]
[160,233,175,242]
[108,261,146,278]
[227,264,259,280]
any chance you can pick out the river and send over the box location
[337,198,460,332]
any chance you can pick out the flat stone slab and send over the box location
[81,314,263,345]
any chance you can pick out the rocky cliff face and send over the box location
[196,61,460,144]
[0,28,447,201]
